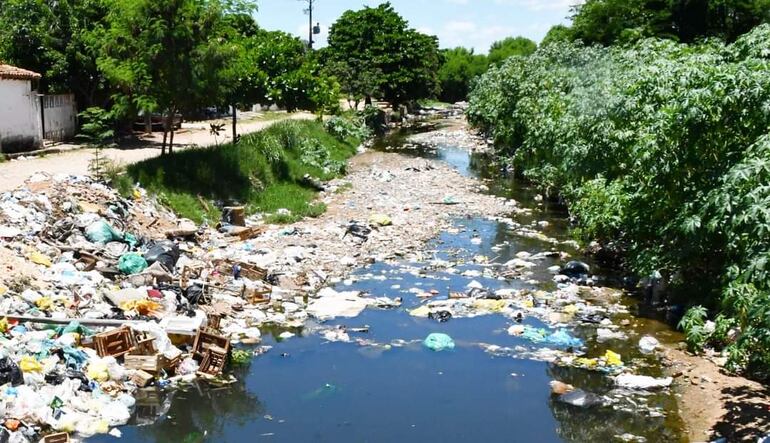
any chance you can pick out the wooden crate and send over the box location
[125,353,180,373]
[94,326,135,358]
[199,345,228,376]
[124,355,161,373]
[130,369,154,387]
[192,330,230,359]
[243,287,271,304]
[42,433,70,443]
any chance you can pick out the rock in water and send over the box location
[561,260,590,277]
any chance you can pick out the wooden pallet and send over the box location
[42,433,70,443]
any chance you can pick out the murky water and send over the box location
[89,128,687,443]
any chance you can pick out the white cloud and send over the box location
[444,20,478,33]
[493,0,582,12]
[445,0,469,4]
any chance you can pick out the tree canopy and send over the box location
[324,2,440,107]
[437,47,488,103]
[568,0,770,45]
[487,36,537,66]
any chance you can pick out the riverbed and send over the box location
[88,123,688,443]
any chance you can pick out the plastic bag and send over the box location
[143,240,180,271]
[85,220,123,245]
[177,358,199,375]
[423,333,455,352]
[18,356,42,373]
[0,357,23,386]
[603,350,623,366]
[118,253,148,275]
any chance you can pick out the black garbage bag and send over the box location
[45,371,64,385]
[184,283,205,305]
[0,357,23,386]
[144,240,180,271]
[429,310,453,323]
[65,369,92,392]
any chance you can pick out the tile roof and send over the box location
[0,64,41,80]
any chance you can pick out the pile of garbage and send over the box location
[0,173,344,442]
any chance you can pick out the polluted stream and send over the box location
[91,128,687,443]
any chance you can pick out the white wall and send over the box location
[0,79,42,153]
[42,94,77,142]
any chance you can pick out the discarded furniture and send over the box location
[94,326,136,358]
[192,329,230,359]
[42,433,70,443]
[198,345,228,376]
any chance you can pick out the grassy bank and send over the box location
[118,119,363,224]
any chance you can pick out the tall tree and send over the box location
[437,47,488,103]
[569,0,770,45]
[0,0,111,109]
[487,36,537,66]
[98,0,232,153]
[325,2,440,107]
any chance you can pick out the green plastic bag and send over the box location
[118,253,148,275]
[423,333,455,352]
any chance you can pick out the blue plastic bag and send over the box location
[423,333,455,352]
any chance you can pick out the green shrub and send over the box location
[468,24,770,377]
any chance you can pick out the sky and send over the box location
[254,0,580,54]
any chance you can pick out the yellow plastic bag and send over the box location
[604,350,623,366]
[35,297,53,310]
[368,214,392,226]
[28,252,52,267]
[87,361,109,382]
[19,355,43,373]
[0,317,7,333]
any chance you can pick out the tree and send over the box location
[0,0,111,109]
[325,2,440,107]
[437,47,488,103]
[541,25,574,46]
[487,36,537,66]
[98,0,233,154]
[569,0,770,45]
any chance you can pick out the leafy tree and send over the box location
[437,47,488,103]
[97,0,233,153]
[0,0,111,109]
[487,36,536,66]
[541,24,574,46]
[569,0,770,45]
[321,58,382,110]
[325,2,440,107]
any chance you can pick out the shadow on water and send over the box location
[89,128,687,442]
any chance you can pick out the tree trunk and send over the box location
[161,129,167,156]
[365,95,372,106]
[232,103,237,144]
[144,113,152,134]
[169,111,175,154]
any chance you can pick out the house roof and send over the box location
[0,63,41,80]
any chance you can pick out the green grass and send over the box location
[122,120,361,224]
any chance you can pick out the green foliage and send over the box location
[324,2,440,106]
[568,0,770,45]
[230,349,252,366]
[487,36,536,66]
[0,0,110,108]
[78,107,115,180]
[679,306,708,351]
[126,120,361,223]
[541,25,573,46]
[468,24,770,376]
[324,115,371,141]
[437,47,488,103]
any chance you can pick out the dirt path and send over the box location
[0,112,312,192]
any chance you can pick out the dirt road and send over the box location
[0,112,312,192]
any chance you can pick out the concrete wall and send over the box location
[42,93,77,142]
[0,79,42,153]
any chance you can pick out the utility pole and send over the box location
[298,0,319,49]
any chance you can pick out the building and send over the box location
[0,63,43,153]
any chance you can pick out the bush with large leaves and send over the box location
[468,24,770,377]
